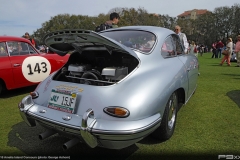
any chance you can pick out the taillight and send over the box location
[103,107,130,118]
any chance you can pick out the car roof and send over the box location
[0,36,30,42]
[101,26,175,38]
[100,26,176,47]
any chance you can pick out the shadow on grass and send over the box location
[137,135,166,145]
[207,64,222,66]
[0,85,37,99]
[208,62,237,66]
[222,73,240,77]
[226,90,240,108]
[7,122,138,159]
[222,73,240,79]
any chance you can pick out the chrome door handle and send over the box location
[13,64,21,67]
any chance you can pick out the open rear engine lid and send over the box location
[43,29,138,58]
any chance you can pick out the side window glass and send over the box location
[172,35,184,55]
[0,42,8,57]
[19,42,30,55]
[28,44,37,54]
[7,42,21,56]
[161,36,175,58]
[7,42,36,56]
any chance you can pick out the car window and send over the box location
[28,44,37,54]
[101,30,156,54]
[0,42,8,57]
[172,35,184,55]
[7,42,23,56]
[7,41,37,56]
[161,36,175,58]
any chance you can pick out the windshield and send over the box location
[101,30,156,53]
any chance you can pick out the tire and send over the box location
[151,91,178,141]
[0,81,7,95]
[0,82,2,95]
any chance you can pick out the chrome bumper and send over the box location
[19,95,161,149]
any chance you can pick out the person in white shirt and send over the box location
[174,25,189,54]
[220,38,233,66]
[189,41,198,57]
[145,36,155,48]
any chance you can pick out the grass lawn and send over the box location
[0,52,240,159]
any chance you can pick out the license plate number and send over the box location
[48,89,77,113]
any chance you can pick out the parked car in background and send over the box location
[18,26,199,150]
[0,36,69,94]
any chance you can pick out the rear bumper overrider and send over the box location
[18,95,161,149]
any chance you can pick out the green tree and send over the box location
[231,4,240,41]
[32,4,240,47]
[214,6,234,42]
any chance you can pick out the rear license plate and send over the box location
[48,89,77,113]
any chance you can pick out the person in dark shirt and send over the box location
[24,32,36,48]
[211,41,217,58]
[105,12,120,28]
[216,40,224,58]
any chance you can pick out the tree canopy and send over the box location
[32,4,240,47]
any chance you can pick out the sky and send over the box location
[0,0,239,37]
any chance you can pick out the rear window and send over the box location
[101,30,156,54]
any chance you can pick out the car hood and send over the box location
[43,29,138,58]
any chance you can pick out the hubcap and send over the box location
[168,93,177,130]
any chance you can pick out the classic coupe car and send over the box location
[0,36,69,94]
[18,26,199,150]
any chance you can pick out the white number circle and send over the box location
[22,56,51,83]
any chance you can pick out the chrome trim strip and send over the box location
[28,111,161,136]
[92,117,161,135]
[185,84,197,104]
[19,110,36,127]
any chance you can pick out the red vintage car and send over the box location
[0,36,69,94]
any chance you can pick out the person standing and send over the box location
[189,41,198,57]
[216,40,224,58]
[105,12,120,28]
[220,38,233,66]
[211,41,217,58]
[199,44,204,56]
[174,25,189,54]
[95,12,120,32]
[145,36,155,48]
[234,35,240,67]
[24,32,36,48]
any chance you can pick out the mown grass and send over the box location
[0,53,240,160]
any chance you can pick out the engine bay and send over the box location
[53,49,139,86]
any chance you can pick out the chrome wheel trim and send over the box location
[168,93,177,130]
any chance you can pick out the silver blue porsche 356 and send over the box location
[18,26,199,150]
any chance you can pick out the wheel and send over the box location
[151,92,178,141]
[0,82,2,95]
[0,81,7,95]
